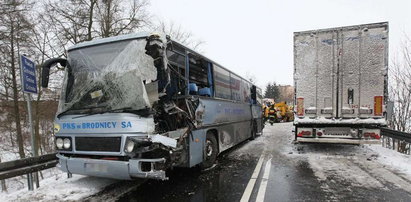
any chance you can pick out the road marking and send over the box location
[256,158,272,202]
[240,155,264,202]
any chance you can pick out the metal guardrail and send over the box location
[0,153,58,181]
[380,128,411,143]
[380,127,411,155]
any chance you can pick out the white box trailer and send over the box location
[293,22,388,144]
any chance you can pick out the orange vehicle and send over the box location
[274,102,294,122]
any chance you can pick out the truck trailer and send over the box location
[293,22,388,144]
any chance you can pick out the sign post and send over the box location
[20,55,38,190]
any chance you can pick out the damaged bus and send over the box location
[41,32,263,180]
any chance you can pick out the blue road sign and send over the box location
[20,55,37,94]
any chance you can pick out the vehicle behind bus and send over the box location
[42,32,263,180]
[293,22,388,144]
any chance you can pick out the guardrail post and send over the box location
[0,158,6,192]
[27,173,33,191]
[393,138,395,151]
[34,172,39,188]
[380,127,411,155]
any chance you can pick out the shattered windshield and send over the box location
[58,39,158,115]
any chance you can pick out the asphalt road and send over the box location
[90,123,411,202]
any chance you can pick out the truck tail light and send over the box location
[297,97,304,116]
[363,132,381,139]
[374,96,383,116]
[374,134,381,139]
[297,130,312,137]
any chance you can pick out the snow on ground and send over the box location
[229,122,293,160]
[306,153,387,189]
[0,172,117,202]
[366,144,411,177]
[0,148,117,201]
[1,122,410,201]
[255,122,411,193]
[228,133,267,159]
[0,150,20,162]
[288,137,411,193]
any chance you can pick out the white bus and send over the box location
[42,32,263,180]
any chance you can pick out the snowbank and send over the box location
[0,172,117,202]
[366,144,411,177]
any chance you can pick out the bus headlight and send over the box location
[56,138,63,149]
[63,138,71,149]
[126,140,135,153]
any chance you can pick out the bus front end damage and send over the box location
[46,33,204,180]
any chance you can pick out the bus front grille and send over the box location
[75,137,121,152]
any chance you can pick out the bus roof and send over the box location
[67,32,151,51]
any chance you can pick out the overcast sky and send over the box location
[149,0,411,89]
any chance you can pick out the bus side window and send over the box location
[230,73,242,101]
[214,65,231,99]
[166,49,186,96]
[241,79,251,103]
[188,54,212,97]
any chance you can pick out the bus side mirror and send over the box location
[41,58,67,88]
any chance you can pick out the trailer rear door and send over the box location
[294,22,388,119]
[339,24,388,119]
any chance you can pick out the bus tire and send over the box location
[201,132,218,169]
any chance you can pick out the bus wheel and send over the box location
[201,132,218,169]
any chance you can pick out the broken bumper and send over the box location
[297,138,381,144]
[56,154,168,180]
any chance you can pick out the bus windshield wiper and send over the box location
[71,107,133,119]
[57,105,108,118]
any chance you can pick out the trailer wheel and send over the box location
[201,132,218,169]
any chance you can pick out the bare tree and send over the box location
[154,20,204,51]
[0,0,36,159]
[43,0,150,50]
[389,35,411,132]
[245,71,257,84]
[96,0,150,37]
[41,0,99,54]
[29,20,62,156]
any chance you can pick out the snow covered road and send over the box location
[1,122,410,201]
[263,123,411,201]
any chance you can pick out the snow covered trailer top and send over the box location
[293,22,388,143]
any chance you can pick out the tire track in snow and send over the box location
[350,158,411,194]
[307,155,385,189]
